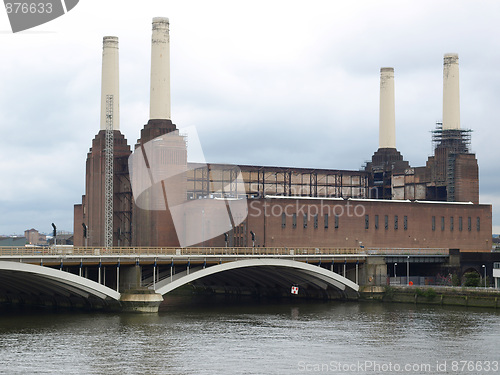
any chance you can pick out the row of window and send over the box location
[431,216,480,232]
[279,213,481,232]
[365,215,408,230]
[282,213,339,229]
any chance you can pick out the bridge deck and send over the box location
[0,247,449,267]
[0,246,449,257]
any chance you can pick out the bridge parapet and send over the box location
[0,246,449,257]
[364,248,449,256]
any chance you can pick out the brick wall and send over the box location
[242,198,491,251]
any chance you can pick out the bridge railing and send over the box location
[0,247,361,257]
[0,246,449,257]
[364,248,449,256]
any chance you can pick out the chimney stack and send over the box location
[100,36,120,130]
[442,53,460,130]
[379,67,396,149]
[150,17,171,120]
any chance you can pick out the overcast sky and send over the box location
[1,0,499,236]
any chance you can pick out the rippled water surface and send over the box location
[1,300,499,374]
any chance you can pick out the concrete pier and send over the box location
[120,288,164,313]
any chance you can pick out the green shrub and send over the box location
[451,273,461,286]
[415,287,437,300]
[463,272,480,287]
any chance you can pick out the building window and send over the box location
[365,215,369,229]
[477,217,480,231]
[303,214,308,228]
[441,216,445,231]
[282,212,286,228]
[450,217,454,231]
[432,216,436,231]
[384,215,389,230]
[394,215,398,230]
[404,215,408,230]
[468,217,472,231]
[292,213,297,229]
[324,213,329,229]
[335,214,339,229]
[375,215,379,230]
[314,214,318,229]
[459,216,463,231]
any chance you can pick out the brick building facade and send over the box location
[73,22,490,253]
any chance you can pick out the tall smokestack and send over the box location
[442,53,460,130]
[150,17,171,120]
[379,67,396,149]
[100,36,120,130]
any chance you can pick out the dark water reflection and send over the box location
[1,300,499,374]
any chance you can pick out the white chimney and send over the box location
[379,67,396,149]
[150,17,171,120]
[442,53,460,130]
[100,36,120,130]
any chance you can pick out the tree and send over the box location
[463,272,480,287]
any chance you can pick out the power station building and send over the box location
[73,18,492,252]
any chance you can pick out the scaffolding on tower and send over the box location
[104,95,114,248]
[431,122,472,201]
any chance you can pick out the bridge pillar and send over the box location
[362,256,387,286]
[117,263,163,312]
[119,264,142,292]
[448,249,461,267]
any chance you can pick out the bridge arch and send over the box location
[0,261,120,309]
[155,258,359,299]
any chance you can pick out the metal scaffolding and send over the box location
[431,122,473,201]
[431,122,472,153]
[186,164,369,200]
[104,95,114,248]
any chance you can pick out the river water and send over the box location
[0,299,499,374]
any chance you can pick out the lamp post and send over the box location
[51,223,57,247]
[407,256,410,285]
[394,262,397,278]
[202,209,205,247]
[250,231,255,254]
[482,264,487,288]
[82,223,87,248]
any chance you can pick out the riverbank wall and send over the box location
[360,285,500,308]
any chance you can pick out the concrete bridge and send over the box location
[0,247,449,312]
